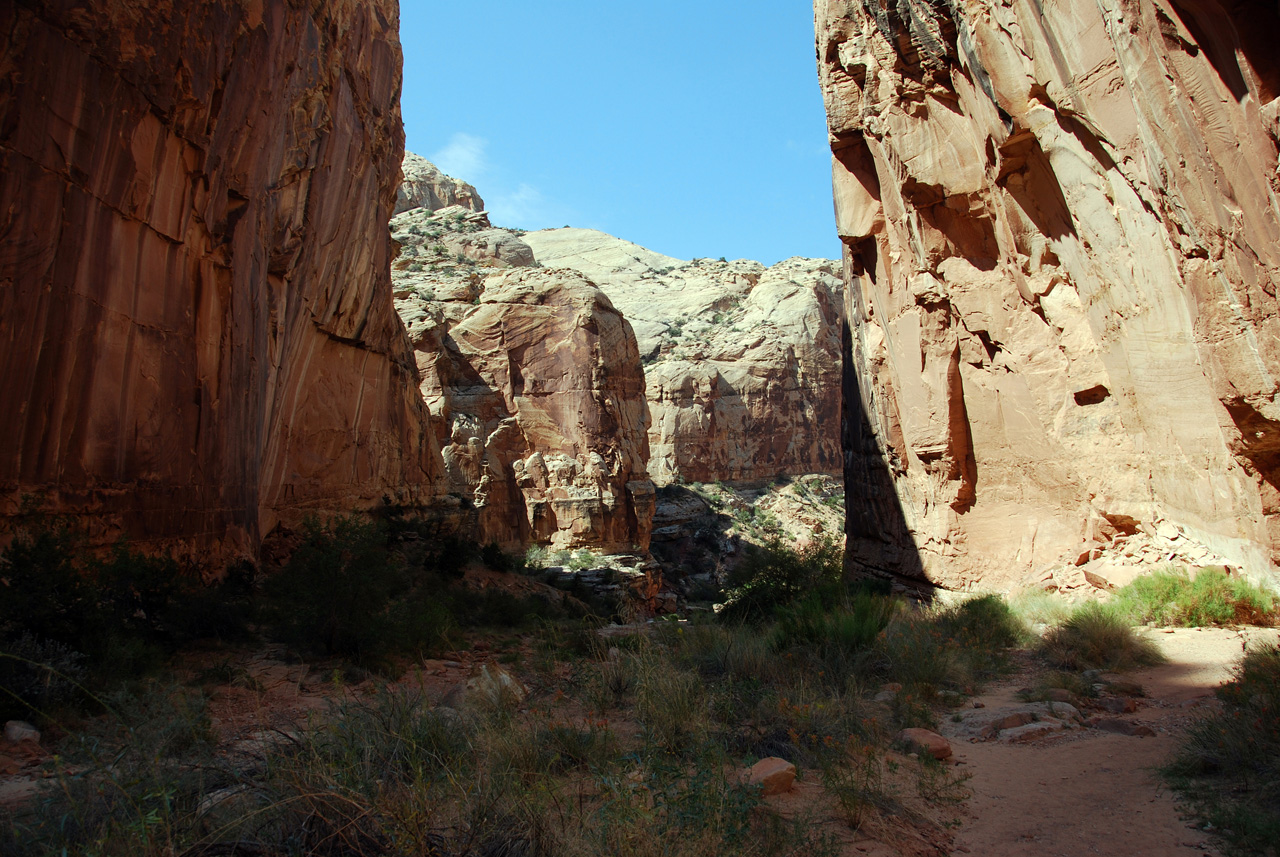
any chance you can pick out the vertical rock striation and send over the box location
[816,0,1280,588]
[0,1,445,559]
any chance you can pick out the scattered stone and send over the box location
[897,728,953,760]
[1087,717,1156,737]
[1104,679,1147,698]
[997,712,1035,731]
[3,722,39,745]
[1044,688,1078,704]
[743,757,797,795]
[465,662,528,709]
[1096,697,1139,714]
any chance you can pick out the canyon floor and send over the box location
[945,627,1280,857]
[4,616,1273,856]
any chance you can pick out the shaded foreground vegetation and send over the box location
[1,529,1028,856]
[1165,643,1280,857]
[3,518,1279,856]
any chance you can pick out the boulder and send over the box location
[743,757,797,796]
[896,728,952,760]
[3,722,40,745]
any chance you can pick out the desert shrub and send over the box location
[1010,588,1073,627]
[1041,602,1167,670]
[0,513,251,705]
[264,515,408,660]
[718,537,846,624]
[822,737,889,830]
[481,540,516,571]
[1111,567,1278,627]
[1165,643,1280,855]
[0,633,87,720]
[774,589,899,673]
[1,684,220,857]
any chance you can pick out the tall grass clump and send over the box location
[1041,602,1166,670]
[1165,643,1280,856]
[1111,567,1278,627]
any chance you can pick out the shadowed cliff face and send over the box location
[817,0,1280,589]
[0,1,446,559]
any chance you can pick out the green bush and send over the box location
[1041,602,1167,670]
[1165,643,1280,855]
[1111,567,1278,627]
[718,537,846,624]
[263,516,408,660]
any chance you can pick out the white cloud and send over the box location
[431,133,489,183]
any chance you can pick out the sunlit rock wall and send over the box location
[817,0,1280,588]
[0,1,446,559]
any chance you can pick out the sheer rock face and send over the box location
[817,0,1280,589]
[398,267,655,552]
[396,153,485,216]
[0,1,446,559]
[520,229,845,485]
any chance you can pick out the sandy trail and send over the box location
[942,627,1279,857]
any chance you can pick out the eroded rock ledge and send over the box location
[817,0,1280,588]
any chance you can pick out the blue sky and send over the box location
[399,1,840,265]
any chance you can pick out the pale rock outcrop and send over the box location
[0,1,445,559]
[521,229,845,484]
[816,0,1280,589]
[396,152,485,216]
[397,263,654,552]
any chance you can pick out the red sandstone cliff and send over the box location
[0,1,445,559]
[817,0,1280,589]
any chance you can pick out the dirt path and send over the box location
[942,627,1279,857]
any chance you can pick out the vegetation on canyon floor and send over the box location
[2,514,1279,856]
[1164,642,1280,857]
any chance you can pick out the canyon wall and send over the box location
[817,0,1280,589]
[0,1,445,559]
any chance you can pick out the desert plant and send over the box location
[1111,567,1278,627]
[263,515,408,660]
[1165,642,1280,855]
[1041,602,1167,670]
[718,537,846,624]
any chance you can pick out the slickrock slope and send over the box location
[0,1,445,558]
[521,229,845,485]
[392,209,653,551]
[816,0,1280,589]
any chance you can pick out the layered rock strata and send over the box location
[521,229,845,485]
[393,215,654,550]
[0,1,444,558]
[816,0,1280,588]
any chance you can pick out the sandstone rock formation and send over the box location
[521,229,845,485]
[396,153,485,216]
[816,0,1280,588]
[392,210,654,551]
[0,1,445,559]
